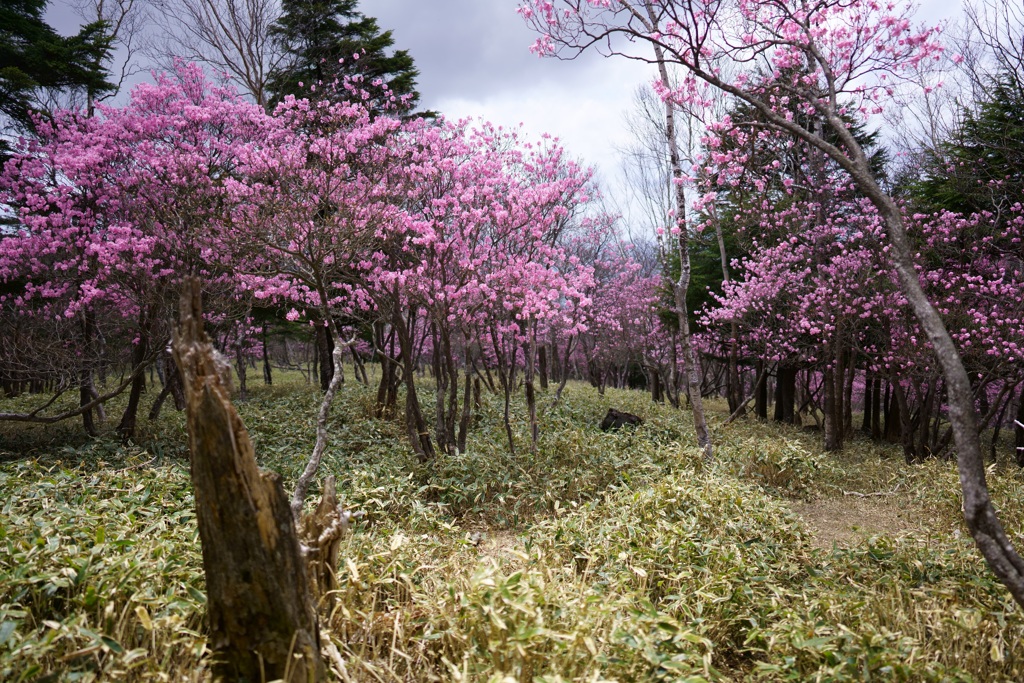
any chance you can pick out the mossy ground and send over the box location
[1,369,1022,681]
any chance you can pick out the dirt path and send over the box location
[792,493,946,549]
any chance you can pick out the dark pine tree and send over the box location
[268,0,422,115]
[0,0,113,137]
[911,72,1024,218]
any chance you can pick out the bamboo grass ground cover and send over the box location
[1,371,1022,681]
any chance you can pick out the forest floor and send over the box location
[1,370,1023,682]
[793,492,938,548]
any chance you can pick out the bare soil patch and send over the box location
[792,494,944,549]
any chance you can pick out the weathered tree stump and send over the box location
[172,282,323,682]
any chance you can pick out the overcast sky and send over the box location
[46,0,964,232]
[369,0,653,211]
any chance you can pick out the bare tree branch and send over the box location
[148,0,285,109]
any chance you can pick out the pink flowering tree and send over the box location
[230,89,410,509]
[473,131,595,455]
[698,121,1024,461]
[701,196,895,443]
[579,250,666,396]
[521,0,1024,605]
[909,208,1024,458]
[385,121,595,456]
[542,213,619,405]
[694,95,892,448]
[0,64,265,439]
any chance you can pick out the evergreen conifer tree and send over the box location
[268,0,421,114]
[913,73,1024,217]
[1,0,113,135]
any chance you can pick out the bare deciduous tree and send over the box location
[148,0,285,109]
[71,0,150,107]
[961,0,1024,95]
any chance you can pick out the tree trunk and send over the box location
[262,324,273,386]
[473,376,482,421]
[883,379,901,443]
[374,323,399,419]
[117,308,153,441]
[394,310,433,462]
[442,328,461,453]
[726,329,743,415]
[918,380,937,460]
[430,322,454,454]
[706,199,741,415]
[549,336,561,386]
[79,368,99,437]
[843,351,856,437]
[1014,386,1024,467]
[351,345,368,386]
[754,359,768,420]
[492,328,518,455]
[291,339,345,519]
[651,367,664,403]
[891,378,916,463]
[823,362,838,450]
[172,283,323,683]
[862,373,874,434]
[524,331,539,453]
[834,346,846,443]
[648,37,711,458]
[871,373,882,441]
[774,366,796,425]
[457,355,473,453]
[375,355,396,418]
[550,335,577,410]
[234,336,248,402]
[316,323,334,392]
[149,348,184,422]
[298,475,349,614]
[311,338,318,378]
[990,388,1011,464]
[79,310,101,436]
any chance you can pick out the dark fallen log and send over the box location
[600,408,643,431]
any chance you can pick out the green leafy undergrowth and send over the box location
[714,427,840,501]
[317,472,802,682]
[0,452,206,682]
[324,464,1024,682]
[3,375,1024,681]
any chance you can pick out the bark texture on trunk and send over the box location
[299,475,348,613]
[754,360,768,420]
[538,344,549,391]
[117,307,153,440]
[1015,391,1024,467]
[774,365,797,425]
[263,324,273,386]
[172,283,323,682]
[316,323,335,392]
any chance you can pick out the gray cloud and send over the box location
[39,0,657,224]
[44,0,610,107]
[369,0,608,106]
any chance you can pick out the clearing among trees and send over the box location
[1,373,1022,681]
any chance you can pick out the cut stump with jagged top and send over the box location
[172,281,324,682]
